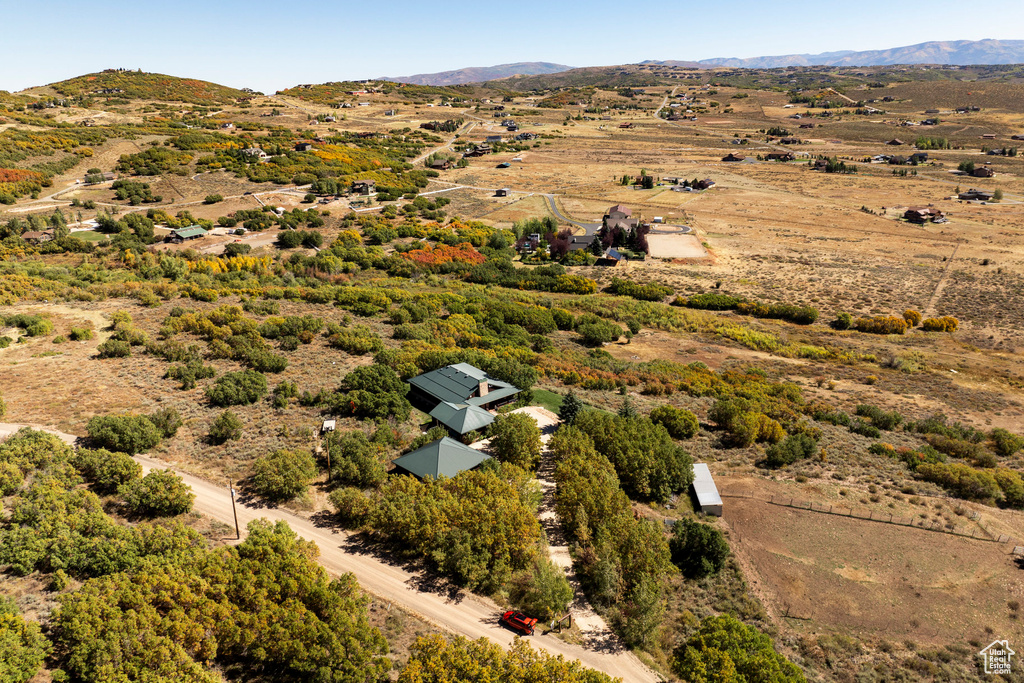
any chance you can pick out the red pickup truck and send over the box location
[500,610,538,636]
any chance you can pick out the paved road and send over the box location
[133,454,660,683]
[543,194,602,235]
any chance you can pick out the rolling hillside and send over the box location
[692,39,1024,69]
[386,62,573,86]
[46,70,252,105]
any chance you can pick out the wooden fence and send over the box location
[720,490,1015,545]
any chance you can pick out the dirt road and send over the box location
[133,454,661,683]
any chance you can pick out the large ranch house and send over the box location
[407,363,522,438]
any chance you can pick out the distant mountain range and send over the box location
[383,62,573,86]
[681,39,1024,69]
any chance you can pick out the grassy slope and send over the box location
[49,71,249,105]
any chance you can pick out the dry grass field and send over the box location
[5,67,1024,681]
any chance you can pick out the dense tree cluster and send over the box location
[551,426,674,646]
[672,614,806,682]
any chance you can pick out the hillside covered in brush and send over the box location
[48,70,251,105]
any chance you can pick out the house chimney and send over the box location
[478,380,488,397]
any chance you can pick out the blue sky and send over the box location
[1,0,1023,93]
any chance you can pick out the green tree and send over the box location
[762,433,817,468]
[0,597,51,683]
[328,432,387,489]
[148,407,183,438]
[991,428,1024,457]
[86,414,163,454]
[209,410,243,443]
[73,448,142,494]
[509,556,574,621]
[205,370,268,406]
[618,396,638,419]
[670,518,730,578]
[672,614,806,683]
[252,449,318,501]
[122,469,195,517]
[650,405,699,439]
[489,412,543,471]
[558,390,584,425]
[398,635,617,683]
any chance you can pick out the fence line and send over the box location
[720,490,1011,544]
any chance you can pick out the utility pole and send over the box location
[228,479,240,540]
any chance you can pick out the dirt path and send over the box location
[132,452,661,682]
[924,241,961,317]
[0,423,78,445]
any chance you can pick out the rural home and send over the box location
[241,148,268,161]
[350,179,376,195]
[485,135,502,143]
[428,158,452,170]
[981,133,997,140]
[294,142,314,152]
[778,137,801,145]
[407,363,521,414]
[766,151,795,161]
[568,234,597,252]
[692,463,723,516]
[722,152,746,162]
[495,188,510,197]
[604,204,639,233]
[619,122,634,129]
[21,230,55,244]
[908,152,928,164]
[391,437,491,479]
[959,189,994,201]
[463,144,491,158]
[166,225,208,243]
[972,166,995,178]
[887,138,905,145]
[903,207,945,224]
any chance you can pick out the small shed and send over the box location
[495,188,510,197]
[692,463,723,516]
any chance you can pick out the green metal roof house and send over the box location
[391,437,491,479]
[166,225,208,243]
[428,401,495,436]
[407,363,520,412]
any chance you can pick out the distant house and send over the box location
[722,152,746,162]
[391,437,491,480]
[618,122,633,129]
[428,158,452,170]
[486,135,502,143]
[924,109,939,114]
[495,188,510,197]
[567,234,597,252]
[21,230,55,244]
[959,189,994,201]
[1011,134,1024,141]
[294,142,314,152]
[986,148,1005,156]
[596,247,623,267]
[887,138,905,145]
[241,147,268,160]
[696,178,715,190]
[220,122,234,129]
[766,151,795,161]
[811,159,829,170]
[904,207,944,224]
[972,166,995,178]
[692,463,723,516]
[463,144,491,158]
[799,123,815,129]
[603,204,639,233]
[166,225,208,243]
[778,137,801,144]
[981,133,997,140]
[407,363,521,413]
[908,152,929,164]
[351,179,376,195]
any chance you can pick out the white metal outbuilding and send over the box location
[692,463,723,516]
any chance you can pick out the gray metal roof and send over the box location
[391,437,491,479]
[408,363,519,406]
[692,463,722,509]
[429,401,495,435]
